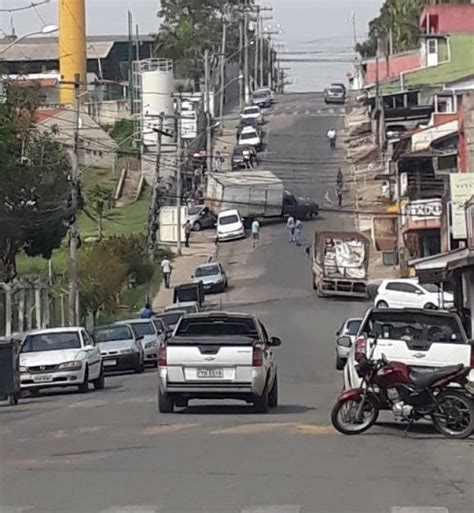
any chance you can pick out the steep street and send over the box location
[1,93,472,513]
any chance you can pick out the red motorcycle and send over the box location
[331,342,474,439]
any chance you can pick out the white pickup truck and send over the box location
[157,312,282,413]
[343,308,474,391]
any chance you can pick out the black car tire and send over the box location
[254,385,269,413]
[268,375,278,408]
[376,300,388,309]
[336,356,346,371]
[78,367,89,393]
[193,221,202,231]
[93,366,105,390]
[158,388,174,413]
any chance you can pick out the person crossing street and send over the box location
[251,218,260,248]
[287,216,296,243]
[327,128,337,149]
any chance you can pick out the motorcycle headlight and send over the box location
[19,366,28,373]
[58,361,82,370]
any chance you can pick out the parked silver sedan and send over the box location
[192,262,228,293]
[115,319,162,367]
[92,324,144,373]
[335,318,362,370]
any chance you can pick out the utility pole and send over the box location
[68,73,81,326]
[219,23,227,135]
[176,97,183,256]
[204,48,212,171]
[244,10,249,104]
[254,6,260,90]
[239,17,244,110]
[267,40,272,88]
[259,17,265,87]
[146,114,164,262]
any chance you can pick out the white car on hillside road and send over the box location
[374,278,454,310]
[241,105,264,124]
[19,327,104,394]
[216,209,245,242]
[238,126,262,151]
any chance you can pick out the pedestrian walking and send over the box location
[327,128,337,149]
[337,168,343,188]
[213,151,223,172]
[251,218,260,248]
[184,220,192,248]
[161,257,172,289]
[295,219,303,246]
[286,216,296,243]
[336,182,343,207]
[139,301,154,319]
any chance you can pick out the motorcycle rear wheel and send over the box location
[431,390,474,439]
[331,394,379,435]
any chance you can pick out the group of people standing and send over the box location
[286,216,303,245]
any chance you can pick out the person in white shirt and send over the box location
[161,258,172,289]
[327,128,337,149]
[295,219,303,246]
[286,216,296,243]
[251,219,260,248]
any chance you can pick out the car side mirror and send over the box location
[269,336,282,347]
[337,336,352,348]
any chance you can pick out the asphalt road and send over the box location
[1,93,472,513]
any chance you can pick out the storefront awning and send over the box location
[410,248,473,282]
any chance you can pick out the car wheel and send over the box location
[424,302,437,310]
[158,387,174,413]
[268,375,278,408]
[135,360,145,374]
[336,356,346,371]
[93,366,105,390]
[376,300,388,309]
[78,367,89,393]
[312,273,317,290]
[193,221,202,231]
[254,385,269,413]
[304,211,312,221]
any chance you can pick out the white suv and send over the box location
[158,312,281,413]
[374,278,454,310]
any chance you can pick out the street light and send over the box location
[0,24,58,55]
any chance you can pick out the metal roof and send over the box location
[0,34,153,62]
[209,170,282,187]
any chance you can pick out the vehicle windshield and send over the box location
[240,131,257,140]
[92,326,131,343]
[128,322,155,337]
[174,317,259,339]
[329,87,343,94]
[196,265,219,277]
[244,107,259,115]
[219,214,239,225]
[253,92,268,99]
[420,283,440,293]
[346,320,362,335]
[188,206,202,216]
[362,311,464,343]
[22,332,81,353]
[152,319,166,333]
[159,312,185,326]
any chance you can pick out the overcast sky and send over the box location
[0,0,383,91]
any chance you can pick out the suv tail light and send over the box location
[354,337,367,362]
[158,344,167,366]
[253,346,264,367]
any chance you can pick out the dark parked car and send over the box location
[186,205,216,231]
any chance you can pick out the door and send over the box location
[81,330,102,378]
[384,282,406,308]
[399,282,425,308]
[427,38,438,67]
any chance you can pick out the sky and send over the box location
[0,0,384,91]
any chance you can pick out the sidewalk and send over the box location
[214,107,240,171]
[152,232,216,310]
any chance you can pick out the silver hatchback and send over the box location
[192,262,228,293]
[335,318,362,370]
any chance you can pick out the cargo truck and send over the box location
[312,231,370,298]
[206,170,319,221]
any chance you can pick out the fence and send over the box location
[0,281,74,337]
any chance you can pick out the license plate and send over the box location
[33,374,52,383]
[197,368,223,378]
[104,359,117,367]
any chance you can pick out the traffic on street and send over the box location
[1,1,474,513]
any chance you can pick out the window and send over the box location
[219,214,239,225]
[92,326,132,343]
[385,282,405,292]
[401,283,421,294]
[174,316,259,340]
[22,332,81,353]
[82,330,94,346]
[346,320,362,335]
[428,39,437,54]
[259,322,269,342]
[129,322,155,337]
[195,265,220,277]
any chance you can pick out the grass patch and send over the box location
[110,119,136,155]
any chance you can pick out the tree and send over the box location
[79,244,126,324]
[0,84,71,282]
[86,185,114,241]
[357,0,472,58]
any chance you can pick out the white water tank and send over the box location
[140,59,174,146]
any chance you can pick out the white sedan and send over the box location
[241,105,264,124]
[19,327,104,395]
[238,126,262,151]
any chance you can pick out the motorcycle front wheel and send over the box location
[432,390,474,439]
[331,394,380,435]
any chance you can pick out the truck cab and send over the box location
[282,190,319,220]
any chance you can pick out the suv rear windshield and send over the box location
[173,316,259,341]
[361,311,465,344]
